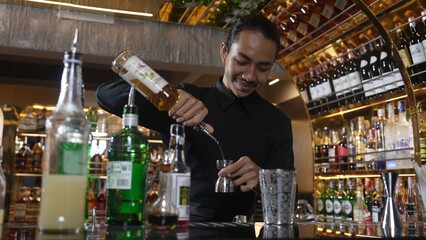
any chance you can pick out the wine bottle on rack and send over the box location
[296,75,310,105]
[336,50,351,107]
[320,62,337,110]
[408,16,426,84]
[378,36,397,93]
[308,69,320,115]
[315,66,325,114]
[359,39,374,99]
[368,38,384,98]
[346,49,364,103]
[395,23,413,68]
[331,58,344,108]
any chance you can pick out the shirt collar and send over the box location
[214,78,258,115]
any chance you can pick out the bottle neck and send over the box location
[169,134,185,164]
[122,105,139,128]
[56,52,84,110]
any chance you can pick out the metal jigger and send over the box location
[381,172,403,238]
[215,160,234,193]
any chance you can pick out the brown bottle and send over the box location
[14,186,29,222]
[111,49,179,111]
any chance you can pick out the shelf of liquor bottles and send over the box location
[314,221,426,238]
[158,0,269,28]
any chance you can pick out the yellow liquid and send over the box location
[131,79,179,111]
[38,174,87,233]
[0,209,3,224]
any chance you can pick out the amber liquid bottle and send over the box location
[111,49,179,111]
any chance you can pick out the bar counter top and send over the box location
[2,221,425,239]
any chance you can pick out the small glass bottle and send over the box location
[107,85,149,226]
[111,49,179,111]
[38,29,91,234]
[405,176,418,235]
[164,124,191,228]
[147,158,179,230]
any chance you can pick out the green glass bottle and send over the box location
[325,179,335,222]
[316,180,327,222]
[333,179,346,221]
[343,178,356,221]
[107,85,149,226]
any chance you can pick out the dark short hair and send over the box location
[225,14,281,58]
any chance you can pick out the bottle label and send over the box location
[322,4,334,19]
[317,198,324,212]
[120,71,149,99]
[334,199,342,215]
[122,113,138,127]
[364,148,376,163]
[398,49,412,67]
[287,30,298,43]
[328,148,336,163]
[335,0,347,10]
[343,200,352,215]
[322,81,332,96]
[380,51,388,60]
[297,22,308,36]
[123,56,168,94]
[372,205,380,222]
[409,43,426,64]
[59,142,86,175]
[348,72,362,90]
[309,13,321,28]
[325,199,334,214]
[370,56,378,64]
[107,161,132,189]
[339,75,351,94]
[165,172,190,221]
[383,74,397,91]
[393,69,404,87]
[300,90,309,104]
[332,78,341,93]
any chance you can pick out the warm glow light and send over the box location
[27,0,154,17]
[268,78,280,86]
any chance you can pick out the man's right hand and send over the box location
[168,89,214,133]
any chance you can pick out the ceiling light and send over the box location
[27,0,153,17]
[268,78,280,86]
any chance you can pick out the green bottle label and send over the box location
[107,161,133,189]
[58,142,85,175]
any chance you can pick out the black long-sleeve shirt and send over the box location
[96,78,294,222]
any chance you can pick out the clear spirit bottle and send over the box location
[164,124,191,228]
[38,29,91,234]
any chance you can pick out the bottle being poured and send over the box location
[111,49,224,160]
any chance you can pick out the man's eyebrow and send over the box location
[238,52,274,66]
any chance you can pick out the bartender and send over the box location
[96,13,294,222]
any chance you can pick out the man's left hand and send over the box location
[218,156,260,192]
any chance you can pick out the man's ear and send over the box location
[220,43,227,63]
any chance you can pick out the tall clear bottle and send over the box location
[107,85,149,226]
[164,124,191,228]
[395,100,411,169]
[38,29,91,234]
[384,102,396,168]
